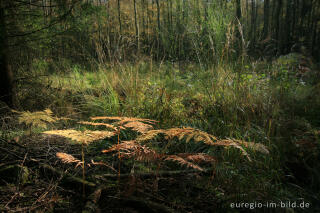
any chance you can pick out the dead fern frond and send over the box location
[44,129,115,144]
[136,130,165,141]
[214,139,252,161]
[89,160,117,172]
[90,116,158,133]
[56,152,82,167]
[165,155,204,171]
[137,127,217,145]
[78,121,117,130]
[235,140,269,155]
[15,108,57,129]
[137,127,269,161]
[102,140,161,162]
[122,121,153,133]
[90,116,158,125]
[176,153,217,163]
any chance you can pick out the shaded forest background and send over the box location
[1,0,320,107]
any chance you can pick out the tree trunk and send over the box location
[274,0,283,47]
[262,0,270,39]
[133,0,140,52]
[0,0,14,108]
[117,0,122,34]
[236,0,242,20]
[250,0,256,45]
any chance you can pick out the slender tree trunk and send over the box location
[236,0,241,20]
[0,0,14,108]
[134,0,140,52]
[155,0,160,58]
[117,0,122,34]
[262,0,270,39]
[156,0,160,32]
[141,0,145,36]
[274,0,283,44]
[250,0,256,45]
[284,0,293,53]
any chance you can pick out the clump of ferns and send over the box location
[42,116,269,195]
[43,116,158,194]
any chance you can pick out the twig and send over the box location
[96,168,214,180]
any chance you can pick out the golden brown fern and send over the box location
[213,139,252,161]
[91,116,157,125]
[136,127,269,161]
[78,121,117,131]
[44,129,115,144]
[176,153,217,163]
[90,116,157,133]
[234,140,269,155]
[165,155,204,171]
[103,140,216,171]
[136,127,218,145]
[102,140,161,162]
[14,108,57,129]
[56,152,82,167]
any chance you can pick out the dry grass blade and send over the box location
[165,155,204,171]
[78,121,117,130]
[43,130,115,144]
[56,152,82,167]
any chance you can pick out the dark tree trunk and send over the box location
[274,0,283,50]
[262,0,270,39]
[117,0,122,34]
[0,0,14,108]
[284,0,293,53]
[250,0,256,45]
[236,0,242,20]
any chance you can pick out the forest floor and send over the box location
[1,53,320,212]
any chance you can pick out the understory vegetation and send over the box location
[1,0,320,212]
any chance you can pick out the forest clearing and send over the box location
[0,0,320,212]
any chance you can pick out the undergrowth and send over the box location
[2,54,320,211]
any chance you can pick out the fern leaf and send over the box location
[102,140,161,162]
[78,121,117,130]
[44,129,115,144]
[90,116,158,125]
[236,140,269,155]
[176,153,217,163]
[17,108,57,129]
[214,139,252,161]
[56,152,82,167]
[165,155,204,171]
[122,121,153,133]
[90,116,157,133]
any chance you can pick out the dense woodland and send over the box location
[0,0,320,212]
